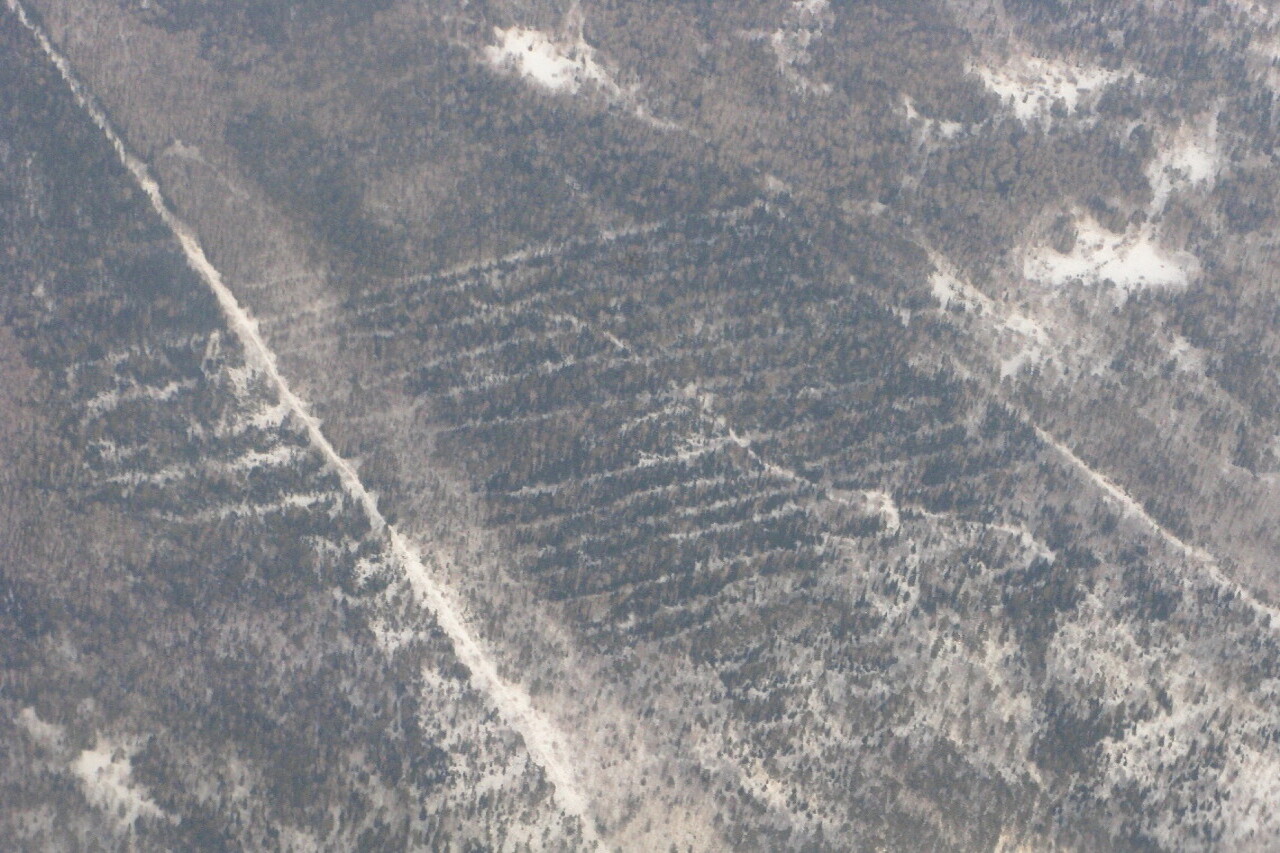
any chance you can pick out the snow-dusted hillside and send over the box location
[4,0,1280,849]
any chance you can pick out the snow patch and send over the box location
[741,0,833,95]
[863,489,901,533]
[932,267,1043,340]
[762,174,792,195]
[1018,117,1217,302]
[1022,215,1197,298]
[19,710,168,830]
[17,707,65,751]
[973,55,1122,124]
[793,0,829,15]
[82,378,196,417]
[245,400,291,431]
[931,265,1052,378]
[226,444,305,471]
[998,309,1051,378]
[936,263,993,313]
[998,347,1041,380]
[768,29,832,95]
[1002,313,1047,340]
[484,26,618,96]
[73,739,169,828]
[1147,118,1222,213]
[188,491,338,523]
[1167,334,1206,374]
[903,97,965,141]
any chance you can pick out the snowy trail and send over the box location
[1032,425,1280,625]
[928,252,1280,627]
[8,1,602,843]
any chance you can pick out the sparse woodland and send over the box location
[3,0,1280,849]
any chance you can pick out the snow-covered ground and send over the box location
[82,378,196,418]
[1021,115,1218,299]
[72,739,169,828]
[1022,216,1198,299]
[1031,422,1280,628]
[972,54,1122,124]
[17,707,64,751]
[1146,117,1221,214]
[1166,334,1207,374]
[903,97,965,141]
[18,710,169,830]
[10,2,604,842]
[861,489,901,533]
[931,264,1053,377]
[484,26,619,96]
[740,0,833,96]
[482,21,684,131]
[767,28,831,95]
[930,252,1280,628]
[793,0,829,15]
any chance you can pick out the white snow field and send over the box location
[973,54,1122,124]
[484,25,619,96]
[1022,216,1199,299]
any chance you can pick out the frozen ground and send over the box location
[972,54,1122,124]
[1022,216,1197,299]
[1146,117,1221,214]
[10,1,603,841]
[18,710,169,831]
[481,21,683,132]
[1022,115,1218,298]
[931,264,1053,378]
[484,25,618,96]
[903,96,965,141]
[72,739,169,829]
